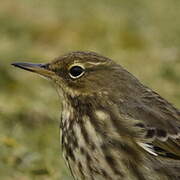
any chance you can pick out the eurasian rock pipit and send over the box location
[12,51,180,180]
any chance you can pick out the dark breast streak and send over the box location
[60,95,160,180]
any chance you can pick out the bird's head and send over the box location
[12,51,125,98]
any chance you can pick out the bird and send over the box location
[12,51,180,180]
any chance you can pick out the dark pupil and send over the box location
[69,66,84,77]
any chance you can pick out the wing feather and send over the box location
[125,87,180,159]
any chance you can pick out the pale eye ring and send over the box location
[68,65,85,79]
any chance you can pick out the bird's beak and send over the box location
[11,62,55,78]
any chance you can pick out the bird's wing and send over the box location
[127,88,180,159]
[136,126,180,159]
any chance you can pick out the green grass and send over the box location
[0,0,180,179]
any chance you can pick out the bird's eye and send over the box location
[69,65,85,79]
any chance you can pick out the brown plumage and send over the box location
[12,51,180,180]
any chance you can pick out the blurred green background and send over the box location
[0,0,180,179]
